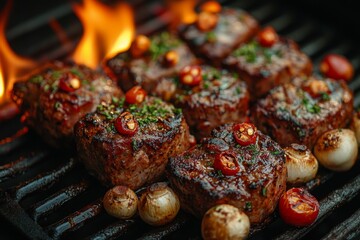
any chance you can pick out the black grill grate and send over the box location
[1,0,360,239]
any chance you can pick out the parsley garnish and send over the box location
[70,68,84,78]
[261,187,267,197]
[54,101,62,110]
[321,92,330,101]
[29,75,44,84]
[205,31,217,43]
[129,101,171,127]
[244,202,252,211]
[302,98,321,114]
[149,32,181,60]
[233,41,258,63]
[217,170,224,178]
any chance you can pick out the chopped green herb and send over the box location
[302,98,321,114]
[244,202,252,211]
[54,101,62,110]
[271,150,282,156]
[51,71,62,80]
[261,187,267,197]
[205,31,217,43]
[70,68,84,78]
[233,41,258,63]
[217,170,224,178]
[321,92,330,101]
[132,139,140,151]
[203,82,210,89]
[29,75,44,84]
[232,72,239,79]
[149,32,180,60]
[173,108,182,115]
[43,84,50,92]
[235,87,241,94]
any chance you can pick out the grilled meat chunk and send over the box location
[74,97,191,190]
[167,123,286,224]
[11,61,122,149]
[104,32,197,95]
[174,65,249,139]
[224,38,312,99]
[254,76,353,149]
[179,8,258,65]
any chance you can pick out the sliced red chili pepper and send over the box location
[59,73,81,92]
[114,112,139,136]
[279,188,319,227]
[257,26,279,48]
[233,123,257,146]
[125,86,147,104]
[213,151,240,176]
[179,65,202,86]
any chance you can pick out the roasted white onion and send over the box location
[284,143,318,184]
[138,182,180,226]
[314,129,358,171]
[103,185,138,219]
[201,204,250,240]
[351,112,360,145]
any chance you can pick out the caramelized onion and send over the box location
[314,129,358,171]
[284,144,318,184]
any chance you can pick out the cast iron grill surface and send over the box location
[1,0,360,239]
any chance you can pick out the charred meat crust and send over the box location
[254,76,353,149]
[224,38,312,99]
[174,66,249,139]
[74,97,191,190]
[179,8,259,65]
[166,124,286,224]
[104,32,197,93]
[11,61,122,149]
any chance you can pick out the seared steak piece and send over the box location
[179,8,258,65]
[104,32,197,97]
[11,61,122,149]
[74,96,191,190]
[167,123,286,224]
[174,65,249,139]
[224,38,312,99]
[254,76,353,149]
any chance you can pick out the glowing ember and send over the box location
[0,1,37,105]
[71,0,135,69]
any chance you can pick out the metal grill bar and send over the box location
[1,0,360,239]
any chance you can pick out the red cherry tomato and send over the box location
[233,123,257,146]
[59,73,81,92]
[320,54,354,81]
[214,151,240,176]
[257,26,279,47]
[279,188,320,227]
[179,65,202,86]
[125,86,147,104]
[114,112,139,136]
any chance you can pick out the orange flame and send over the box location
[166,0,197,28]
[0,1,37,104]
[71,0,135,69]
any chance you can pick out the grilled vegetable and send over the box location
[201,204,250,240]
[256,26,279,47]
[320,54,354,81]
[103,186,138,219]
[179,65,202,86]
[314,129,358,171]
[284,144,318,184]
[125,86,147,104]
[233,123,257,146]
[279,188,319,227]
[138,182,180,226]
